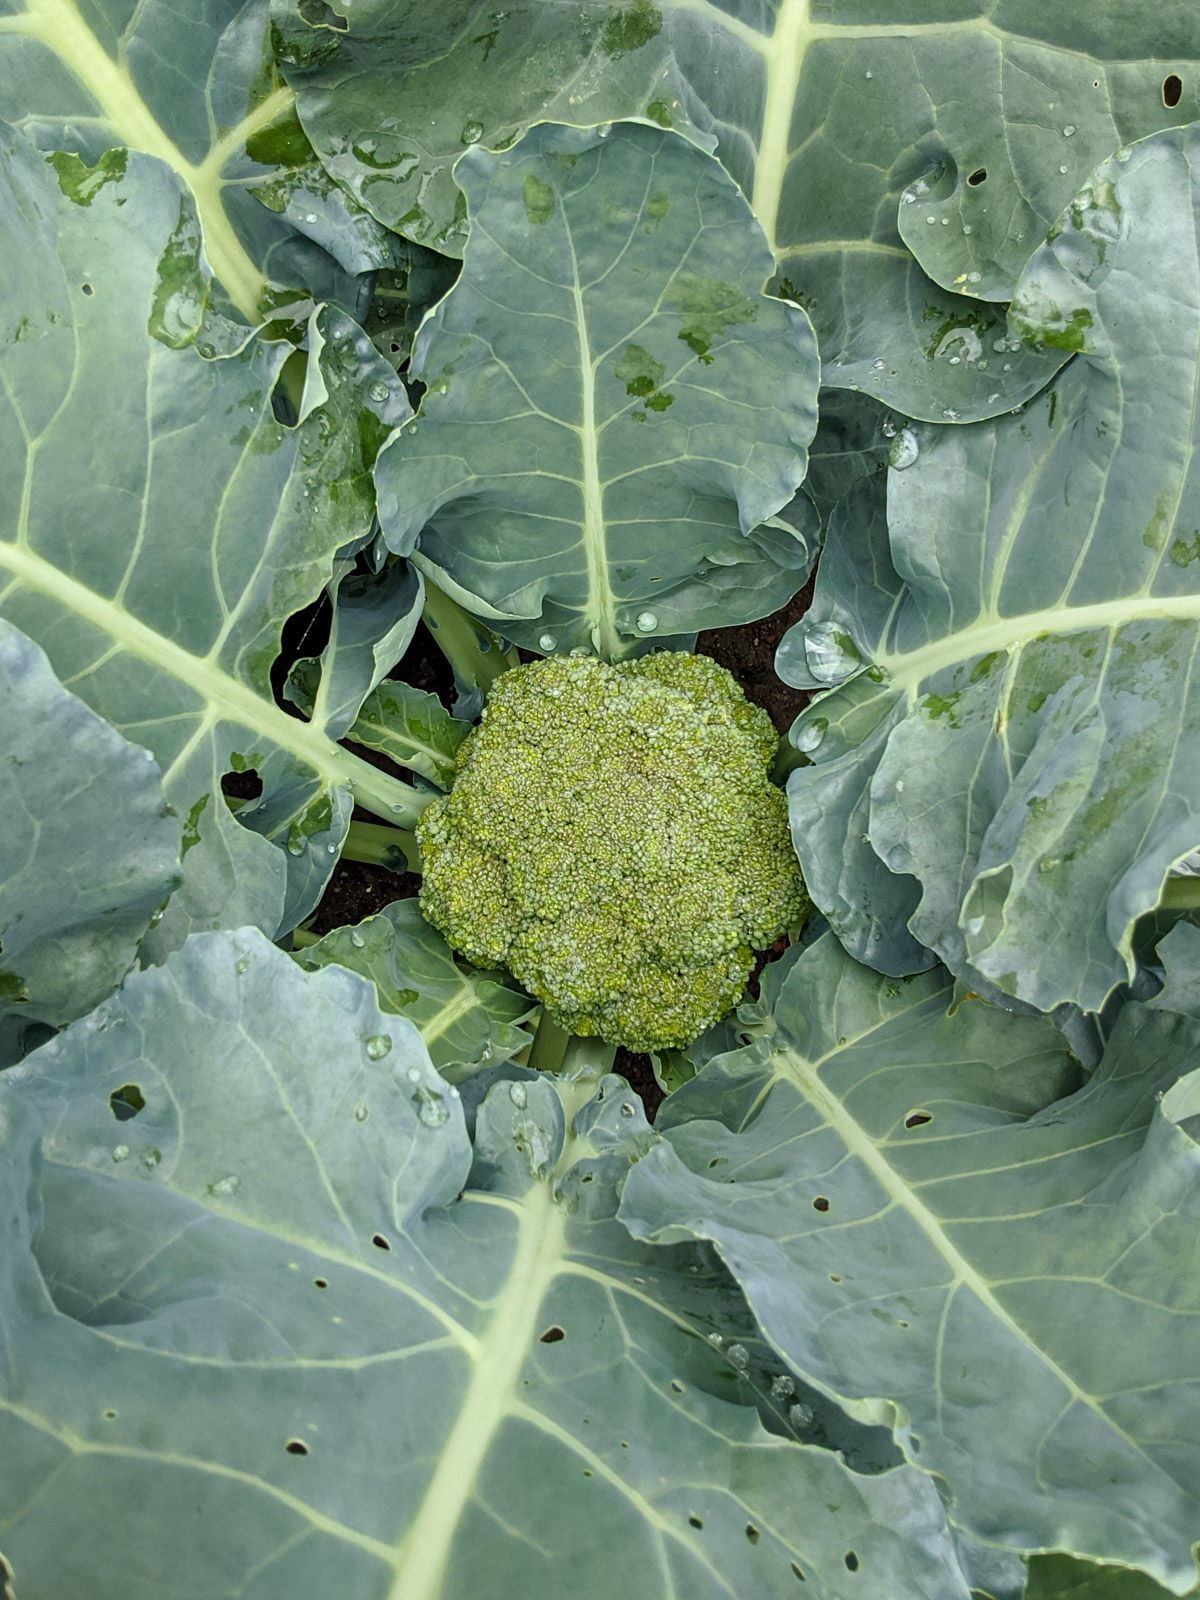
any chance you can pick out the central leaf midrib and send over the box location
[877,591,1200,692]
[10,0,282,322]
[386,1183,567,1600]
[0,536,425,825]
[775,1037,1166,1479]
[418,980,483,1048]
[564,223,620,658]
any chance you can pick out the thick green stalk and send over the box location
[341,820,422,873]
[422,583,519,703]
[527,1011,570,1075]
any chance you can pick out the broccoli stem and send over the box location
[421,582,519,711]
[527,1012,571,1074]
[340,820,422,873]
[527,1014,617,1077]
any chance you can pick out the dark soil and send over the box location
[284,582,816,1119]
[695,575,815,733]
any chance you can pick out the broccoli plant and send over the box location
[416,652,810,1052]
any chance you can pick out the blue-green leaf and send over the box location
[621,933,1200,1589]
[0,929,972,1599]
[0,620,180,1065]
[374,122,819,656]
[782,127,1200,1014]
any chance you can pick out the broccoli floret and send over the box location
[416,652,810,1052]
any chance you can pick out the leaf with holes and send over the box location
[0,120,423,954]
[0,927,973,1600]
[780,126,1200,1014]
[620,933,1200,1590]
[0,620,181,1067]
[274,0,1200,418]
[374,121,820,655]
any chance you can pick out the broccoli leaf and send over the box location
[0,120,422,953]
[0,928,972,1599]
[287,561,428,746]
[374,122,819,656]
[781,126,1200,1014]
[0,620,181,1066]
[620,932,1200,1589]
[0,0,400,322]
[273,0,1200,419]
[293,898,537,1081]
[1025,1553,1195,1599]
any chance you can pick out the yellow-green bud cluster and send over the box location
[417,652,809,1052]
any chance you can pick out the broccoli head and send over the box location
[416,651,809,1052]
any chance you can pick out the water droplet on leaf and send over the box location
[889,426,920,470]
[415,1088,449,1126]
[365,1034,392,1060]
[803,622,861,685]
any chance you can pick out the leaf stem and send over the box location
[340,820,422,872]
[527,1011,571,1074]
[421,582,519,708]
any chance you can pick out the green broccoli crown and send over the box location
[416,651,809,1052]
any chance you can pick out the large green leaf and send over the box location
[0,620,180,1066]
[374,121,820,656]
[780,126,1200,1015]
[273,0,1200,419]
[0,121,423,952]
[294,898,537,1082]
[0,0,394,322]
[620,933,1200,1589]
[0,928,973,1599]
